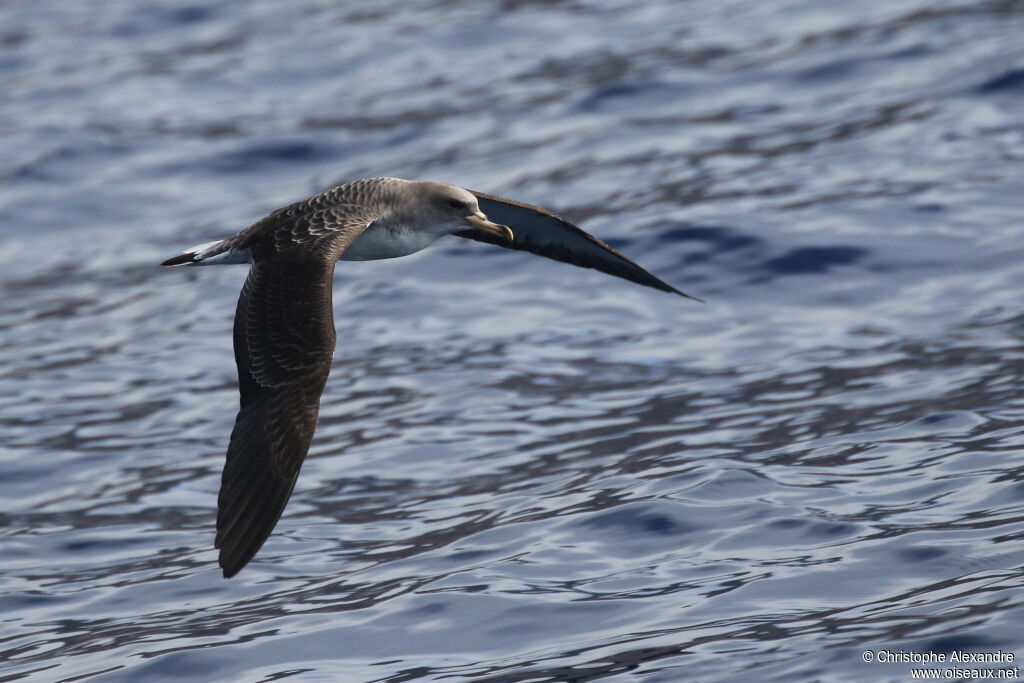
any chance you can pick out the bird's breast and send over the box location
[340,224,443,261]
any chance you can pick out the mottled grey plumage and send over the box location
[162,177,696,577]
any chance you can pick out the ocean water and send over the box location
[2,1,1024,681]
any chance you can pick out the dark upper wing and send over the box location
[455,192,702,301]
[215,216,373,578]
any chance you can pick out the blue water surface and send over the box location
[1,1,1023,681]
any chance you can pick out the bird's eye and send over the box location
[448,199,466,209]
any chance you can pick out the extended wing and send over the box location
[215,212,375,577]
[456,192,701,301]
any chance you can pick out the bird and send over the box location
[162,177,699,577]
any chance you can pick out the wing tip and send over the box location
[646,275,705,302]
[215,536,255,578]
[220,558,243,579]
[672,287,705,303]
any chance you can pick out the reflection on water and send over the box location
[2,0,1024,680]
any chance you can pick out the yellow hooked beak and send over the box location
[465,212,514,242]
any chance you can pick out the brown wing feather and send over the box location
[456,192,702,301]
[215,213,375,578]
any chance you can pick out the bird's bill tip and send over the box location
[465,213,514,242]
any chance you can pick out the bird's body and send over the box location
[162,177,697,577]
[168,178,492,267]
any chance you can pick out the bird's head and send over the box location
[412,182,514,242]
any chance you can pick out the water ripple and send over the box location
[2,0,1024,681]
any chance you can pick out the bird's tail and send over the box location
[161,252,200,266]
[161,240,250,266]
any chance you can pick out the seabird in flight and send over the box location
[162,177,699,577]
